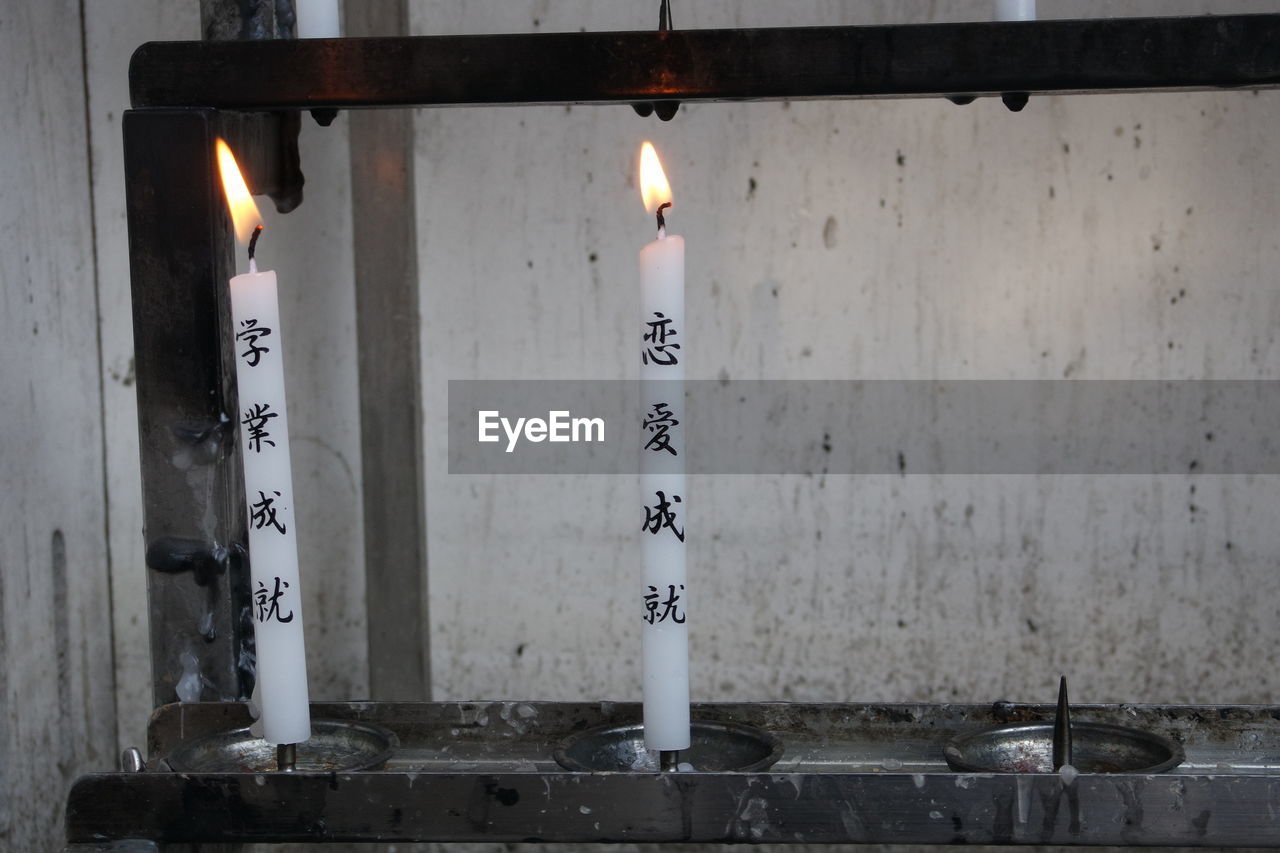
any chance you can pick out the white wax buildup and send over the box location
[638,141,690,752]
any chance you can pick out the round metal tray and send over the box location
[944,722,1183,774]
[167,720,398,772]
[554,719,782,772]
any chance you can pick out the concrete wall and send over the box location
[3,0,1280,850]
[1,4,116,849]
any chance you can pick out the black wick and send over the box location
[656,202,672,232]
[659,0,672,31]
[248,224,264,262]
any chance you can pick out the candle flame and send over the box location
[639,141,673,214]
[216,138,263,245]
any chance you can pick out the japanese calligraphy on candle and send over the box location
[217,139,312,748]
[256,576,296,623]
[644,584,686,624]
[638,141,690,752]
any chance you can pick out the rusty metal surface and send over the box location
[64,700,1280,845]
[129,15,1280,111]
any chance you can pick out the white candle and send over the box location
[217,140,312,747]
[996,0,1036,21]
[638,142,690,752]
[296,0,341,38]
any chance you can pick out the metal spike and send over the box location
[1052,675,1072,770]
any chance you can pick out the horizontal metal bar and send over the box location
[64,700,1280,846]
[66,769,1280,845]
[129,15,1280,111]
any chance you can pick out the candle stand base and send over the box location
[67,700,1280,847]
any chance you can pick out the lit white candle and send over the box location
[217,140,312,748]
[996,0,1036,21]
[296,0,341,38]
[638,141,690,753]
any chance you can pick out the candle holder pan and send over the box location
[554,719,781,772]
[944,722,1183,774]
[166,719,398,772]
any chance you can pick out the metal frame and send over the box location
[130,15,1280,109]
[124,12,1280,712]
[82,14,1280,847]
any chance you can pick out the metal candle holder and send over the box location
[944,679,1184,775]
[60,14,1280,848]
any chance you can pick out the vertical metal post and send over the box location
[345,2,431,699]
[124,109,249,706]
[124,109,285,708]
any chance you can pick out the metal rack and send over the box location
[67,700,1280,845]
[67,15,1280,848]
